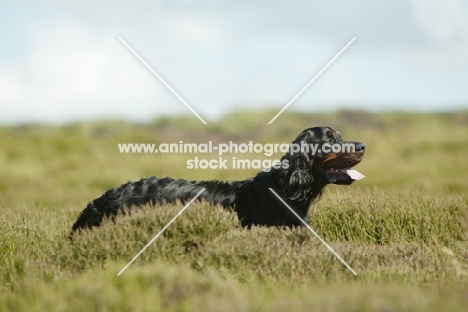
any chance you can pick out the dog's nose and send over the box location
[356,143,366,153]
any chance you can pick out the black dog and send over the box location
[71,127,365,231]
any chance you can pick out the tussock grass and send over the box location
[1,111,468,310]
[3,263,468,312]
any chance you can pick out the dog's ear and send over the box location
[278,129,315,200]
[278,154,314,200]
[291,129,314,146]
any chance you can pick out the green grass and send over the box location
[1,110,468,311]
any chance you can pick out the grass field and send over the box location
[1,110,468,311]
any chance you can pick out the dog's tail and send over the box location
[70,176,241,234]
[71,176,173,233]
[71,185,127,233]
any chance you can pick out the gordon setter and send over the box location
[71,126,365,231]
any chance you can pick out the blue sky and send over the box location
[1,0,468,124]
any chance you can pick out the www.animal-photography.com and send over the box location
[1,1,468,311]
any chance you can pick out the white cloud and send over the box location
[0,17,167,124]
[0,5,239,124]
[1,0,467,124]
[409,0,468,67]
[411,0,468,45]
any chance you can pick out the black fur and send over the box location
[71,126,365,232]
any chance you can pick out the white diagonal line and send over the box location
[268,37,356,124]
[118,36,207,125]
[268,188,357,275]
[117,188,205,276]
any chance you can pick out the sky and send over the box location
[1,0,468,124]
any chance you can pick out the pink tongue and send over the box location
[346,170,365,180]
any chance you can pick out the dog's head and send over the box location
[278,127,365,199]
